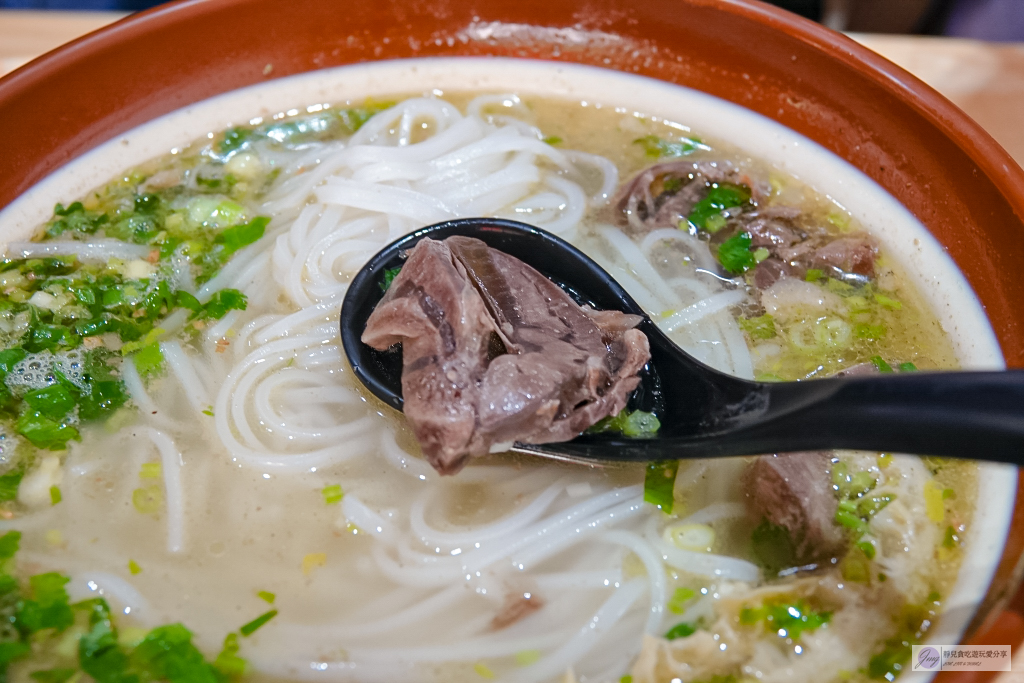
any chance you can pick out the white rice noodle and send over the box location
[160,340,211,415]
[146,428,186,554]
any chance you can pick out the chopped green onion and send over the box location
[854,323,886,339]
[214,632,247,678]
[128,560,142,575]
[739,599,831,640]
[899,362,918,372]
[664,622,697,640]
[633,135,703,159]
[643,461,678,513]
[542,136,562,146]
[588,409,661,438]
[49,486,61,506]
[140,462,162,479]
[703,213,727,233]
[667,587,696,614]
[869,356,893,373]
[257,590,276,604]
[804,268,824,282]
[873,293,902,310]
[515,650,541,666]
[321,484,344,506]
[738,314,776,340]
[474,662,496,679]
[132,486,163,515]
[239,609,278,636]
[943,526,959,549]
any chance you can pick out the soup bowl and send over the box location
[0,0,1022,680]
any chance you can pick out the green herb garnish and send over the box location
[688,184,751,231]
[239,610,278,637]
[633,135,703,159]
[716,231,757,274]
[643,461,678,513]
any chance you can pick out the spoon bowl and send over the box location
[340,218,1024,464]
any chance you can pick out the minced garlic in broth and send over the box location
[0,92,979,683]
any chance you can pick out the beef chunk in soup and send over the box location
[611,164,879,287]
[744,452,847,565]
[609,160,769,235]
[362,236,651,474]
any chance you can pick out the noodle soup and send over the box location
[0,59,1010,683]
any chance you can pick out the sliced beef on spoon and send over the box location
[362,236,651,475]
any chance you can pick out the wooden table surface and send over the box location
[1,8,1024,681]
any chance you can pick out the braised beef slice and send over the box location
[361,238,499,474]
[744,452,846,565]
[608,160,760,235]
[361,237,651,475]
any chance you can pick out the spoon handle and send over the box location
[737,370,1024,463]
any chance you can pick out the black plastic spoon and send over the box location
[339,218,1024,464]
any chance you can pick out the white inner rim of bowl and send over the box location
[0,57,1013,659]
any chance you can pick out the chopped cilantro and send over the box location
[0,470,22,502]
[16,411,80,450]
[239,609,278,637]
[133,623,220,683]
[380,267,402,293]
[715,232,757,274]
[738,314,776,340]
[18,572,74,633]
[199,289,248,321]
[216,216,269,257]
[0,532,20,560]
[688,184,751,231]
[132,342,165,379]
[46,202,109,238]
[643,461,678,513]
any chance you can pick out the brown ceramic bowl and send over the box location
[1,0,1023,679]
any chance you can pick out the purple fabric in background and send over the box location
[945,0,1024,42]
